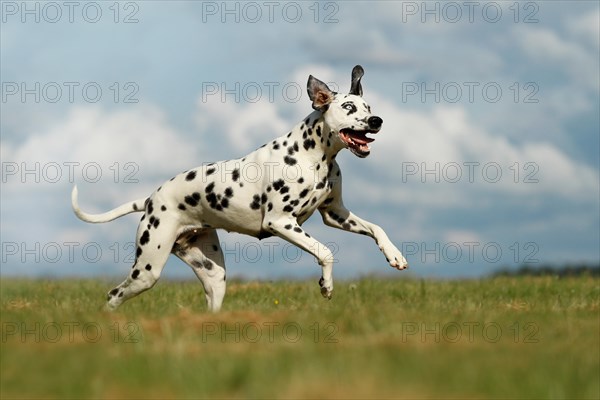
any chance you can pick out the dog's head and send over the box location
[307,65,382,158]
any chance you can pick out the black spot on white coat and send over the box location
[186,171,196,181]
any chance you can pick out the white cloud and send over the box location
[6,105,197,169]
[511,25,599,89]
[2,105,201,200]
[195,97,290,155]
[566,9,600,49]
[443,229,482,245]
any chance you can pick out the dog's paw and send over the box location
[105,292,121,312]
[319,277,333,300]
[382,246,408,270]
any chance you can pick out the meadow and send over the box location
[1,276,598,399]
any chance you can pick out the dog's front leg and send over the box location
[319,204,408,270]
[267,219,335,299]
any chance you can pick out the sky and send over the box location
[1,0,599,282]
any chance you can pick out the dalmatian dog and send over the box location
[71,65,408,312]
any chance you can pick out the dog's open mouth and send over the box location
[339,128,377,157]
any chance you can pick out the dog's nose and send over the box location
[368,116,383,130]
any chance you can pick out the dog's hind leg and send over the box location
[173,229,227,312]
[105,212,180,310]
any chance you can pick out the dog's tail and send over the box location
[71,185,147,223]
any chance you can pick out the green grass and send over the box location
[1,276,598,399]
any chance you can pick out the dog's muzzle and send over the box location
[339,116,383,158]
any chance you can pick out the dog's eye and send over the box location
[343,103,354,110]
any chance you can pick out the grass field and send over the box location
[1,276,598,399]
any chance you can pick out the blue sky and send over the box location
[1,1,599,282]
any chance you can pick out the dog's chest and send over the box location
[283,157,339,224]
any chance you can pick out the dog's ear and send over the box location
[349,65,364,97]
[307,75,334,111]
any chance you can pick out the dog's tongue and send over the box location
[347,132,375,145]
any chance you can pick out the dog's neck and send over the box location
[284,111,344,165]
